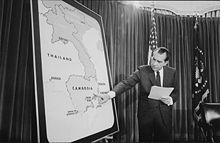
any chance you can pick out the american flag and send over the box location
[192,17,209,124]
[147,7,158,65]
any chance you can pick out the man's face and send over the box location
[150,50,168,71]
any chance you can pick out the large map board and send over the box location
[30,0,118,142]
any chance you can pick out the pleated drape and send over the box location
[199,18,220,103]
[0,0,37,142]
[156,15,195,141]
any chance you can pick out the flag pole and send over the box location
[192,12,209,127]
[147,1,158,65]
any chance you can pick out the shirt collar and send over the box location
[155,67,163,74]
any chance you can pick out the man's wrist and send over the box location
[108,91,116,99]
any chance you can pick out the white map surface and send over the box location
[38,0,114,142]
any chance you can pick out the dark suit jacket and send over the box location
[112,65,179,127]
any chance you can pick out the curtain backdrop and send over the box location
[0,0,37,142]
[199,17,220,103]
[0,0,220,142]
[156,14,195,141]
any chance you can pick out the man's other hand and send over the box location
[160,96,173,106]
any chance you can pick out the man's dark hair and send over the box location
[156,47,169,62]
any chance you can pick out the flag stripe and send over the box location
[147,8,158,65]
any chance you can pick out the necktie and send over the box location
[155,71,161,86]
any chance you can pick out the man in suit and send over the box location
[99,47,179,142]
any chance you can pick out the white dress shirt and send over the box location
[154,68,164,87]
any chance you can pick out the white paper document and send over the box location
[148,86,174,100]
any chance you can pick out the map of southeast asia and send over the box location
[37,0,114,142]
